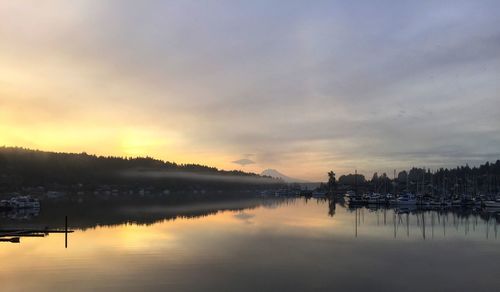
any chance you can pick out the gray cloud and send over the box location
[232,159,256,166]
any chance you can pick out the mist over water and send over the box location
[120,169,279,184]
[0,198,498,292]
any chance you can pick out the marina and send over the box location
[0,195,40,210]
[344,192,497,209]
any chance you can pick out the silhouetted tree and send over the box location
[327,171,337,193]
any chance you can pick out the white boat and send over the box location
[8,196,40,209]
[396,193,417,205]
[367,193,382,204]
[344,191,355,197]
[346,193,364,205]
[483,200,500,208]
[426,199,442,206]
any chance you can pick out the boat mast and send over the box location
[431,169,434,197]
[406,169,409,193]
[464,167,467,198]
[422,167,425,195]
[442,172,446,197]
[355,169,358,196]
[394,169,397,195]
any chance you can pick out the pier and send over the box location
[0,216,74,247]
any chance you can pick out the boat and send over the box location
[396,193,417,205]
[420,198,440,208]
[451,198,462,207]
[473,197,482,207]
[367,193,382,204]
[346,192,365,205]
[6,196,40,209]
[441,199,452,207]
[344,191,355,197]
[0,200,10,209]
[384,193,395,205]
[483,198,500,209]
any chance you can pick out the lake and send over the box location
[0,197,499,292]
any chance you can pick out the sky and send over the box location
[1,1,499,181]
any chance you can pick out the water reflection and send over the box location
[0,198,280,229]
[345,205,499,240]
[0,198,498,292]
[1,197,499,244]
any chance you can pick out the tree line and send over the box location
[326,160,500,196]
[0,147,282,192]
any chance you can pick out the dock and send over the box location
[0,216,74,247]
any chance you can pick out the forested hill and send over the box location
[334,160,500,195]
[0,147,281,190]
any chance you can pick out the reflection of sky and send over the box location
[1,1,500,180]
[0,199,498,291]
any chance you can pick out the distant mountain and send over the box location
[261,169,309,183]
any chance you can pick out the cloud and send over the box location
[1,0,499,180]
[232,159,256,166]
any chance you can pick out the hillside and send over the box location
[0,147,282,192]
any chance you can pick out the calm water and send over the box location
[1,198,499,292]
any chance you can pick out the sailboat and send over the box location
[483,197,500,209]
[396,193,417,205]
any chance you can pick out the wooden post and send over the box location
[65,216,68,248]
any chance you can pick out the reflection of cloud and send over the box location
[234,212,255,220]
[234,212,255,224]
[232,158,255,166]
